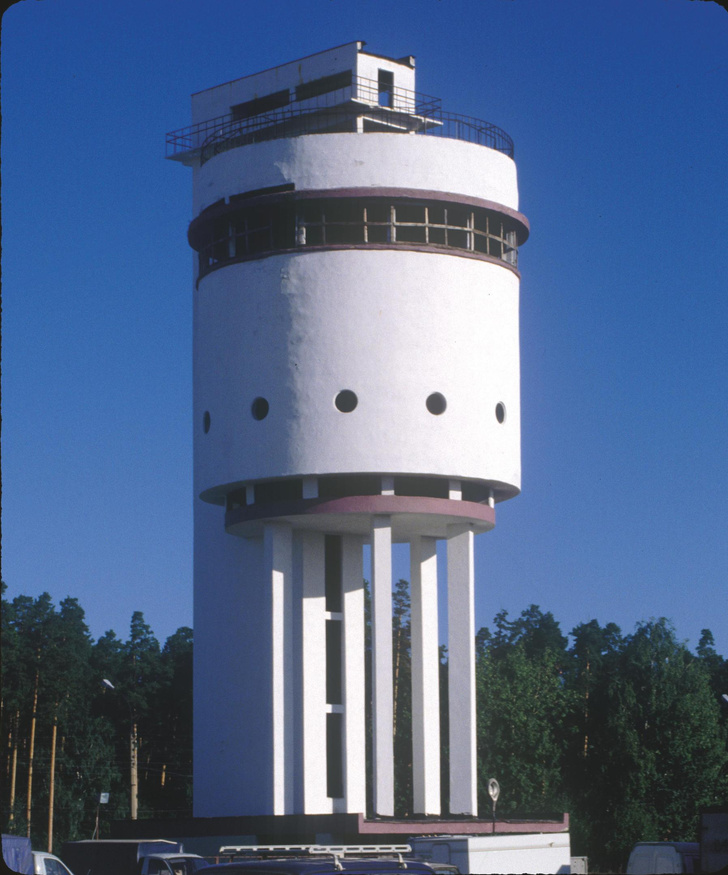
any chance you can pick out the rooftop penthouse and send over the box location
[166,41,514,164]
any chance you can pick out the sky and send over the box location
[2,0,727,656]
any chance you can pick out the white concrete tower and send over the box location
[167,41,529,820]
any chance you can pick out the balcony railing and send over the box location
[165,76,514,163]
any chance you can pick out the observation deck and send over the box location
[166,76,514,166]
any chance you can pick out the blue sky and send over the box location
[2,0,727,655]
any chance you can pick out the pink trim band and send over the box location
[225,494,495,529]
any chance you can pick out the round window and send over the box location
[335,390,358,413]
[495,402,506,424]
[251,397,270,420]
[426,392,447,415]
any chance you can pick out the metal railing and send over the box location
[166,76,514,162]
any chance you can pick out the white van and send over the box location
[626,842,699,874]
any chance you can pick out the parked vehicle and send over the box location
[205,845,439,875]
[32,851,76,875]
[700,807,728,874]
[2,836,76,875]
[60,839,208,875]
[408,833,570,875]
[625,842,699,874]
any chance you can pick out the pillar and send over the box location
[447,525,477,816]
[410,535,441,815]
[264,521,294,815]
[300,531,328,813]
[371,515,394,816]
[342,535,366,812]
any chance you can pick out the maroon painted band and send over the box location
[225,494,495,529]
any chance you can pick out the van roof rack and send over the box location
[217,844,414,870]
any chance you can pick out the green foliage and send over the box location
[566,619,728,870]
[1,584,193,851]
[2,580,726,875]
[476,606,570,818]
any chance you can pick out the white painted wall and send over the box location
[193,503,276,815]
[194,248,520,503]
[193,133,519,215]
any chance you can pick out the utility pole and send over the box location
[102,679,138,820]
[130,719,138,820]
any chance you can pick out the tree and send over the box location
[568,619,728,871]
[147,628,194,818]
[476,607,569,818]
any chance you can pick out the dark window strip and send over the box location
[192,197,521,279]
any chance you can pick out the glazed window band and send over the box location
[189,194,526,279]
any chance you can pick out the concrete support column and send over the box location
[264,522,294,815]
[410,535,441,815]
[371,515,394,816]
[300,531,329,813]
[447,525,477,816]
[341,535,366,813]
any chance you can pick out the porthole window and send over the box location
[426,392,447,415]
[335,390,358,413]
[251,397,270,420]
[203,411,211,433]
[495,402,506,424]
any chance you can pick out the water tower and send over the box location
[166,41,529,822]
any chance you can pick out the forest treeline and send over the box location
[2,579,727,872]
[1,583,193,853]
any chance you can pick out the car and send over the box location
[626,842,700,874]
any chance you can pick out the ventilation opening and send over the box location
[226,488,246,512]
[318,474,382,499]
[495,402,506,423]
[203,411,211,433]
[394,476,449,499]
[253,479,303,504]
[461,481,494,504]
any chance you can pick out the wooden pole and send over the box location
[47,710,58,852]
[9,710,19,823]
[130,722,138,820]
[26,670,39,837]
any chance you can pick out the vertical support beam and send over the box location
[300,531,329,813]
[371,515,394,816]
[410,535,441,815]
[341,535,366,813]
[447,525,477,816]
[264,521,294,815]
